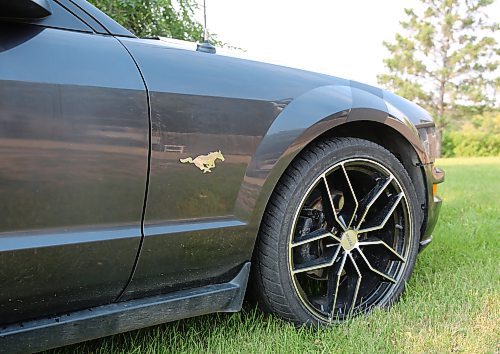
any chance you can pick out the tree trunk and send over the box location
[435,128,443,159]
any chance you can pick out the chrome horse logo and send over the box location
[179,150,225,173]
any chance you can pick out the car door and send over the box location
[0,2,149,324]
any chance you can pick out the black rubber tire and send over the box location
[251,137,421,326]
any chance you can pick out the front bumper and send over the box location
[419,164,444,251]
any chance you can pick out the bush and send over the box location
[441,132,500,157]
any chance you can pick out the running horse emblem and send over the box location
[179,150,225,173]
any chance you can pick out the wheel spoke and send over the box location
[341,164,358,229]
[328,252,347,318]
[292,244,341,274]
[358,193,404,233]
[325,265,336,313]
[321,174,347,231]
[358,239,406,262]
[347,253,362,314]
[356,247,396,283]
[355,176,393,230]
[291,228,340,247]
[289,157,412,322]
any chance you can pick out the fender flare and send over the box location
[234,84,430,229]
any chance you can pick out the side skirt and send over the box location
[0,262,250,354]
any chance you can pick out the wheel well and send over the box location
[314,120,427,230]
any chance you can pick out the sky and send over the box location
[203,0,500,87]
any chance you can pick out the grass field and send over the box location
[50,157,500,354]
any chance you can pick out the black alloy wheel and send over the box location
[252,137,421,326]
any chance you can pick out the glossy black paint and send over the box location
[422,165,444,239]
[0,263,250,354]
[0,20,148,323]
[115,36,439,299]
[0,0,442,347]
[0,0,52,20]
[118,37,348,298]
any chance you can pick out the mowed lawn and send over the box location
[50,157,500,354]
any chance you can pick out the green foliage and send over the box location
[467,109,500,134]
[442,131,500,157]
[89,0,221,43]
[441,132,456,157]
[378,0,499,143]
[442,109,500,157]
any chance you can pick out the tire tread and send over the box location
[251,137,419,326]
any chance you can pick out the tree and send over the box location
[89,0,221,44]
[378,0,499,156]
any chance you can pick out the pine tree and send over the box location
[378,0,499,155]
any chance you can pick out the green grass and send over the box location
[50,157,500,354]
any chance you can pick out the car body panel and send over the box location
[240,84,434,229]
[116,37,437,299]
[0,263,251,353]
[0,22,149,324]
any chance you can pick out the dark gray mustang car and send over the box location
[0,0,444,352]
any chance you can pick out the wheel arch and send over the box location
[245,117,427,228]
[318,120,427,226]
[238,85,431,247]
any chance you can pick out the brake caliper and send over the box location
[295,208,325,264]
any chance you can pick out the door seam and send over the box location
[113,37,152,302]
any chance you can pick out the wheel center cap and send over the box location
[340,229,358,251]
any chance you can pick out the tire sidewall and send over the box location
[275,139,421,325]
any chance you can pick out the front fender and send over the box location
[235,83,432,229]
